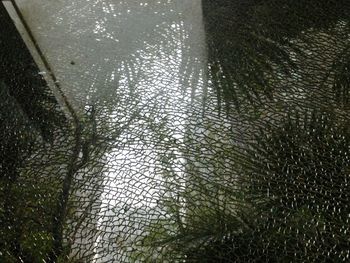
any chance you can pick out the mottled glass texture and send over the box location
[1,0,350,262]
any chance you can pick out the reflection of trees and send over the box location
[236,111,350,261]
[5,1,207,261]
[140,0,350,262]
[176,110,350,261]
[9,1,207,261]
[60,1,208,262]
[3,0,350,261]
[203,0,350,113]
[1,4,105,262]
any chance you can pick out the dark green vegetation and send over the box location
[141,0,350,262]
[0,3,63,261]
[0,3,98,262]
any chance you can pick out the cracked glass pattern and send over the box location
[1,0,350,262]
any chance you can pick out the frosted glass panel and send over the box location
[14,0,206,109]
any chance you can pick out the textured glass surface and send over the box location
[1,0,350,262]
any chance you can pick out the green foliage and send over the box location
[141,110,350,262]
[239,110,350,261]
[202,0,350,113]
[332,47,350,108]
[139,1,350,260]
[21,232,53,262]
